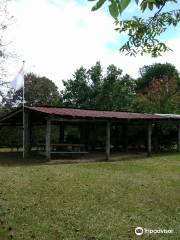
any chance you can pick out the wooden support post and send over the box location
[46,119,51,160]
[106,121,110,160]
[114,124,119,150]
[178,121,180,152]
[154,123,159,153]
[59,122,64,144]
[84,123,89,151]
[79,123,85,144]
[122,122,128,152]
[147,122,152,157]
[24,109,31,157]
[92,125,96,150]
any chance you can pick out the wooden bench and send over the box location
[50,151,88,154]
[34,143,88,155]
[0,144,21,152]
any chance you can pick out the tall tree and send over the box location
[62,67,91,108]
[112,74,136,111]
[0,0,14,102]
[62,62,136,111]
[0,1,11,76]
[99,64,122,110]
[3,73,61,107]
[135,63,180,113]
[87,61,103,109]
[137,63,180,90]
[99,65,135,111]
[89,0,180,57]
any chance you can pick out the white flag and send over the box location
[11,63,24,91]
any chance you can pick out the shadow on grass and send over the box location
[0,151,179,167]
[0,151,147,167]
[0,152,47,167]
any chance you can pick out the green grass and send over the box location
[0,154,180,240]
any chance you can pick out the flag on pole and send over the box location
[11,63,24,91]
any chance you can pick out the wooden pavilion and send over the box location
[0,106,180,160]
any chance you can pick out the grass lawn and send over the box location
[0,153,180,240]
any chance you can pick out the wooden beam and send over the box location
[0,123,22,127]
[46,119,51,160]
[0,108,22,123]
[147,122,152,157]
[178,121,180,152]
[49,118,141,124]
[24,109,31,157]
[106,121,111,160]
[49,117,108,123]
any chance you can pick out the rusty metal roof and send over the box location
[28,107,166,120]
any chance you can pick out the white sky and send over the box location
[4,0,180,89]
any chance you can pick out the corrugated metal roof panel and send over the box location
[28,107,165,120]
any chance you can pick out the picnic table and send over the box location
[34,143,88,155]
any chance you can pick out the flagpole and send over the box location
[10,61,25,158]
[22,61,25,159]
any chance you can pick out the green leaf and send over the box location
[91,0,106,11]
[146,0,156,2]
[140,0,148,12]
[140,0,157,11]
[109,0,119,19]
[148,2,154,10]
[120,0,131,13]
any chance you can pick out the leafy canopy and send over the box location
[0,0,15,88]
[89,0,180,57]
[3,73,62,107]
[135,63,180,113]
[62,62,136,111]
